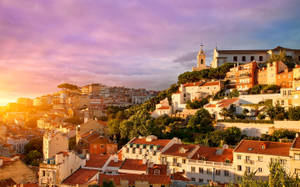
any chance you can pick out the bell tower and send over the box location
[192,44,207,71]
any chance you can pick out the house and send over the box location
[39,151,86,187]
[233,140,291,180]
[225,61,258,91]
[61,168,99,187]
[151,98,172,118]
[204,98,240,120]
[76,120,107,144]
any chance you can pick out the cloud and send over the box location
[0,0,300,104]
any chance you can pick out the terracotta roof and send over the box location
[234,140,291,157]
[191,146,233,163]
[157,106,170,110]
[85,154,110,168]
[292,137,300,149]
[99,174,171,185]
[201,81,220,87]
[15,184,39,187]
[119,159,147,171]
[131,138,171,150]
[184,81,203,87]
[62,168,98,185]
[205,104,216,108]
[107,159,123,167]
[162,144,198,157]
[171,172,190,181]
[218,98,239,108]
[0,178,16,187]
[57,151,69,157]
[148,164,167,175]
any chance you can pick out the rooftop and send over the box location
[234,140,291,157]
[85,154,110,168]
[162,144,198,157]
[191,146,233,163]
[119,159,147,171]
[99,174,171,185]
[62,168,98,185]
[131,137,171,150]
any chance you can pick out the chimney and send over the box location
[261,143,267,150]
[114,155,118,163]
[296,133,299,138]
[86,153,90,161]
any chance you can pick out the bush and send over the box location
[218,119,274,124]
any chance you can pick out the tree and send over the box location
[266,105,286,120]
[219,105,236,120]
[228,89,239,98]
[288,107,300,120]
[224,127,242,145]
[186,98,209,109]
[57,83,79,90]
[100,181,115,187]
[107,119,121,136]
[187,109,214,133]
[25,150,43,166]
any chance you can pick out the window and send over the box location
[191,167,195,172]
[224,170,230,176]
[191,178,195,181]
[199,178,203,183]
[207,168,212,175]
[43,170,46,176]
[233,56,238,62]
[246,156,250,161]
[237,155,242,160]
[182,159,186,164]
[258,168,263,172]
[258,156,263,162]
[251,56,255,61]
[246,166,251,173]
[259,56,263,61]
[279,159,287,165]
[199,167,203,173]
[201,59,204,64]
[238,165,242,171]
[139,149,142,154]
[281,100,284,106]
[215,169,221,176]
[298,56,300,61]
[132,148,136,154]
[126,148,129,153]
[242,56,246,61]
[173,158,177,164]
[295,154,300,160]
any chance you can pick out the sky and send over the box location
[0,0,300,105]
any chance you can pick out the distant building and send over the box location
[211,46,300,68]
[151,98,172,118]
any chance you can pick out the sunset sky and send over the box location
[0,0,300,105]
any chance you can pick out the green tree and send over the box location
[186,98,209,109]
[288,107,300,120]
[25,150,43,166]
[228,89,239,98]
[224,127,242,145]
[100,181,115,187]
[187,109,214,133]
[107,119,121,136]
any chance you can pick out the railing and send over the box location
[188,159,232,167]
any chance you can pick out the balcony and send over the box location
[244,159,254,165]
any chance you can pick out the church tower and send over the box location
[192,44,207,71]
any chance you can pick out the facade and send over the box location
[151,98,172,118]
[43,131,69,160]
[233,140,291,180]
[204,98,241,120]
[211,46,300,68]
[39,151,86,187]
[225,61,258,91]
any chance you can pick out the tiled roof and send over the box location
[217,98,239,108]
[99,174,171,185]
[184,81,203,87]
[131,138,171,150]
[0,178,16,186]
[157,106,170,110]
[62,168,98,185]
[148,164,167,175]
[205,104,216,108]
[162,144,198,157]
[201,81,220,87]
[234,140,291,157]
[292,137,300,149]
[15,184,39,187]
[119,159,147,171]
[85,154,110,168]
[171,172,190,181]
[107,159,123,167]
[191,147,233,162]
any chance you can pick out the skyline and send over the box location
[1,0,300,105]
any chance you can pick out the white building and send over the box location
[211,46,300,68]
[204,98,241,120]
[39,151,86,186]
[151,98,172,118]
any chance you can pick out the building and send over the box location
[225,61,258,91]
[76,120,107,144]
[151,98,172,118]
[61,168,99,187]
[121,135,181,164]
[211,46,300,68]
[43,131,69,160]
[39,151,86,187]
[204,98,241,120]
[192,45,209,71]
[233,140,291,180]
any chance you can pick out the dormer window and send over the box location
[179,147,188,154]
[154,169,160,175]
